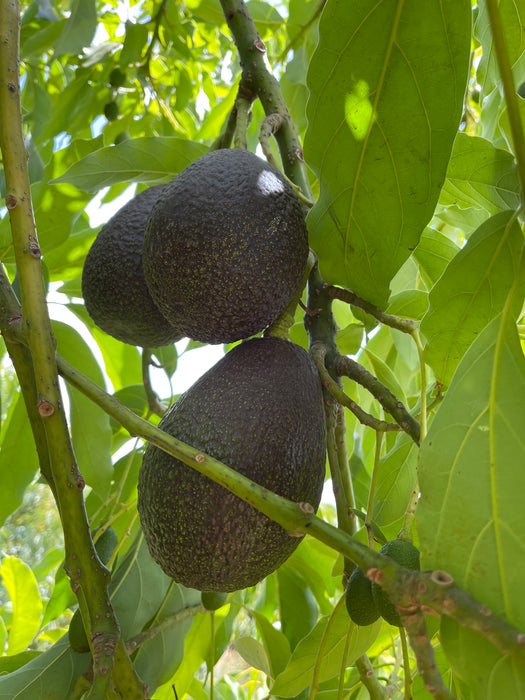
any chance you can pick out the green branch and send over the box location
[218,0,312,197]
[39,347,525,663]
[485,0,525,206]
[0,5,144,697]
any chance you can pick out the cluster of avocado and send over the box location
[82,148,309,347]
[81,148,327,594]
[345,539,420,627]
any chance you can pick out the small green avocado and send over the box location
[201,591,228,611]
[82,185,183,347]
[345,566,380,626]
[142,148,309,344]
[138,337,327,592]
[372,539,420,627]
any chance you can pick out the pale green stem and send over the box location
[485,0,525,207]
[337,623,355,700]
[399,627,412,700]
[308,596,346,700]
[366,431,383,549]
[399,328,426,541]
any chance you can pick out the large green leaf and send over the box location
[133,582,200,691]
[475,0,525,97]
[0,393,39,527]
[52,137,208,192]
[0,557,43,656]
[54,0,96,56]
[417,271,525,691]
[271,602,381,697]
[0,635,90,698]
[421,211,524,385]
[305,0,471,306]
[439,134,520,215]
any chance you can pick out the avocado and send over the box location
[82,185,183,347]
[142,148,309,344]
[345,566,380,626]
[372,539,420,626]
[137,336,326,592]
[201,591,228,611]
[69,527,118,653]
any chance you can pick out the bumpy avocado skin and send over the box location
[372,539,421,626]
[82,185,183,347]
[142,149,309,344]
[137,337,327,592]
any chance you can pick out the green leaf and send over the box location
[277,565,318,650]
[52,321,113,497]
[52,137,208,192]
[271,602,381,697]
[250,609,291,679]
[418,273,525,688]
[439,134,520,215]
[0,393,39,526]
[305,0,471,305]
[133,582,201,691]
[54,0,96,56]
[421,211,524,386]
[336,324,363,356]
[371,432,418,541]
[412,227,460,288]
[475,0,525,97]
[234,636,272,677]
[0,557,43,655]
[0,636,89,697]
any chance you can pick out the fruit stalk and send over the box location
[218,0,312,197]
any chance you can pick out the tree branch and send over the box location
[0,6,144,696]
[218,0,312,197]
[327,285,418,334]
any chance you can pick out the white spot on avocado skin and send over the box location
[257,169,285,196]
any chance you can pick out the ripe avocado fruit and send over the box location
[345,566,380,626]
[142,148,309,344]
[69,527,118,653]
[371,539,421,627]
[137,336,327,592]
[82,185,183,347]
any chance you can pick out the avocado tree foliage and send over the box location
[0,0,524,698]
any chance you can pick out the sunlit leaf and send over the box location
[52,138,208,192]
[54,0,96,56]
[234,636,271,677]
[305,0,471,305]
[418,269,525,689]
[271,601,381,697]
[440,134,520,215]
[0,393,39,527]
[421,211,524,385]
[0,557,43,655]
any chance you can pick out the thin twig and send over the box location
[334,354,421,445]
[328,286,417,334]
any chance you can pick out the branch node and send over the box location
[254,37,266,53]
[37,399,55,416]
[5,193,17,209]
[431,570,455,587]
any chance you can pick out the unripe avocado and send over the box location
[137,337,326,592]
[103,101,119,121]
[69,527,118,653]
[372,539,420,627]
[345,566,380,626]
[201,591,228,611]
[82,185,183,347]
[142,148,309,344]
